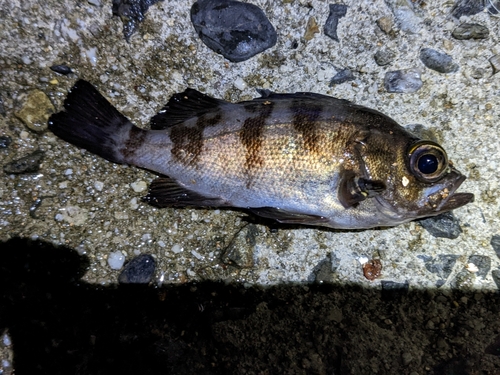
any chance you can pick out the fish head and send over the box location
[349,132,474,226]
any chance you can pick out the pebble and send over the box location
[0,135,12,149]
[50,64,73,75]
[385,0,421,34]
[491,235,500,259]
[3,149,44,174]
[222,224,257,268]
[419,48,459,73]
[108,250,126,270]
[423,254,459,283]
[304,17,319,41]
[15,90,55,132]
[323,4,348,42]
[118,253,156,284]
[376,16,393,35]
[329,68,355,86]
[384,69,423,93]
[130,180,147,192]
[190,0,277,62]
[452,23,489,40]
[233,77,247,90]
[112,0,162,41]
[489,55,500,75]
[450,0,485,18]
[374,49,396,66]
[467,255,491,279]
[418,212,462,239]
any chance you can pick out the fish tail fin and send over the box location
[48,80,139,164]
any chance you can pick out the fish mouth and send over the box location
[427,171,474,213]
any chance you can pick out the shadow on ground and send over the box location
[1,237,500,375]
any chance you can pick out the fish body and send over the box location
[48,80,473,229]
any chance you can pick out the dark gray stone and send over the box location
[324,4,348,42]
[0,136,11,149]
[450,0,486,19]
[492,269,500,290]
[384,69,423,93]
[112,0,163,41]
[374,49,396,66]
[190,0,277,63]
[418,212,463,239]
[50,65,73,75]
[419,48,459,73]
[381,281,409,300]
[222,224,257,268]
[118,254,156,284]
[491,235,500,259]
[3,150,44,174]
[329,68,354,86]
[424,254,459,281]
[452,23,489,40]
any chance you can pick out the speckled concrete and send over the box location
[0,0,499,292]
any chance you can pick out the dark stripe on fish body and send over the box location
[240,101,274,187]
[291,101,323,153]
[121,126,148,160]
[170,113,222,166]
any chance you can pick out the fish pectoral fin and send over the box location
[338,170,386,208]
[248,207,329,225]
[144,177,229,208]
[150,89,229,129]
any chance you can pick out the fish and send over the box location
[47,79,474,230]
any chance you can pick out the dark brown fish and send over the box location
[48,80,473,229]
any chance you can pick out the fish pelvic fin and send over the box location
[48,80,143,164]
[150,88,229,130]
[144,176,230,208]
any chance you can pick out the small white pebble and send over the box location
[358,256,369,264]
[94,181,104,191]
[107,250,126,270]
[64,168,73,175]
[59,181,69,189]
[141,233,152,242]
[233,77,247,90]
[158,241,165,248]
[20,130,29,139]
[191,250,203,260]
[171,244,183,254]
[130,180,147,193]
[186,269,196,277]
[466,263,479,273]
[99,74,109,83]
[129,197,139,210]
[402,176,409,187]
[55,213,64,221]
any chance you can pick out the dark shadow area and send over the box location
[1,237,500,375]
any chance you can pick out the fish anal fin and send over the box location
[150,89,229,130]
[248,207,329,225]
[144,177,228,208]
[338,170,386,209]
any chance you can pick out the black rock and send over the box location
[418,212,462,239]
[468,255,491,279]
[424,254,459,281]
[118,254,156,284]
[491,235,500,259]
[450,0,486,19]
[3,150,44,174]
[374,49,396,66]
[384,69,423,93]
[452,23,489,40]
[190,0,277,63]
[419,48,459,73]
[112,0,163,41]
[324,4,348,42]
[329,68,354,86]
[50,65,73,75]
[0,135,11,149]
[381,281,409,300]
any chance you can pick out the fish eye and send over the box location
[408,141,448,182]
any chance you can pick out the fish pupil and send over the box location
[418,154,438,174]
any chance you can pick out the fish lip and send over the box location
[432,171,474,212]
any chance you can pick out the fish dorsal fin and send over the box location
[144,176,230,208]
[247,207,330,225]
[150,89,228,130]
[338,170,386,208]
